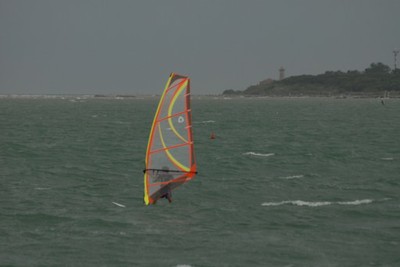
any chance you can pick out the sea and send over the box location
[1,96,399,267]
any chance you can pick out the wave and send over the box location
[112,202,126,208]
[243,152,275,157]
[280,175,304,180]
[193,120,216,124]
[337,199,373,205]
[113,121,131,124]
[381,157,394,161]
[261,199,374,207]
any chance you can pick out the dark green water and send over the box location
[1,97,399,266]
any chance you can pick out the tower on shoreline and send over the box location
[279,67,285,81]
[394,49,399,70]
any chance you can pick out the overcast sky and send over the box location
[1,0,399,95]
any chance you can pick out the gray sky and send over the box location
[1,0,399,95]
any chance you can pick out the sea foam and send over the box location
[280,175,304,180]
[112,202,126,208]
[193,120,215,124]
[243,152,275,157]
[261,199,373,207]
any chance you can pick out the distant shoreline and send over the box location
[1,93,399,99]
[221,91,400,99]
[223,62,400,98]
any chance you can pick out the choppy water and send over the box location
[1,96,399,266]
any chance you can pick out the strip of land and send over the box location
[223,63,400,98]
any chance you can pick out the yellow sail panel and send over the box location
[143,73,197,205]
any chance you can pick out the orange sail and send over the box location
[143,73,197,205]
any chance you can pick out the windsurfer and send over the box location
[154,166,173,203]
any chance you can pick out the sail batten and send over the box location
[143,73,197,205]
[149,142,191,154]
[157,110,189,122]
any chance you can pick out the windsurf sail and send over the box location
[143,73,197,205]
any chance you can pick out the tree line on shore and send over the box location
[223,62,400,97]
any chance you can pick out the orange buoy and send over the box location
[210,132,216,139]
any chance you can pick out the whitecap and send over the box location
[176,265,192,267]
[262,199,374,207]
[381,157,394,161]
[262,200,332,207]
[337,199,373,205]
[193,120,215,124]
[280,175,304,180]
[243,152,275,157]
[261,201,290,207]
[112,202,126,208]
